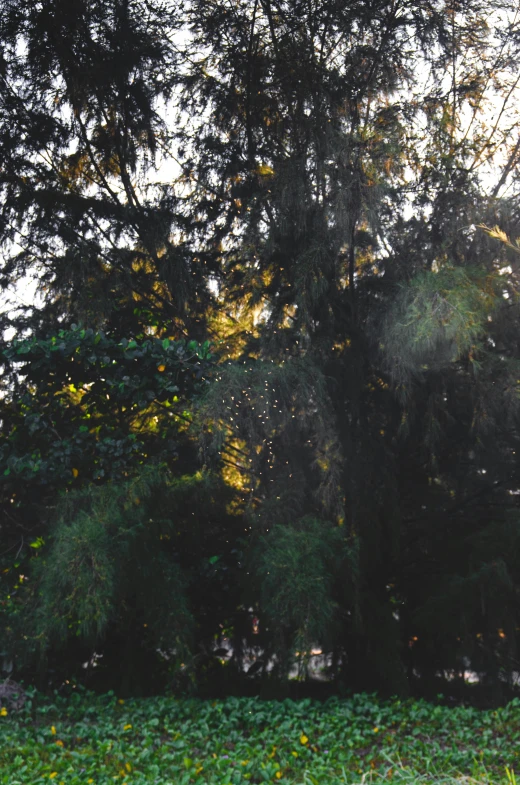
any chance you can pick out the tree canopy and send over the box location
[2,0,520,701]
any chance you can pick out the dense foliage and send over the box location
[2,0,520,698]
[1,691,520,784]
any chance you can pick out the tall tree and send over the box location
[174,0,520,695]
[0,0,212,339]
[3,0,520,697]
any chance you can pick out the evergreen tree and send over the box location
[3,0,520,698]
[0,0,211,339]
[177,0,520,696]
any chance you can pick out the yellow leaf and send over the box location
[88,780,94,784]
[117,699,125,704]
[0,707,7,717]
[291,751,298,758]
[489,225,509,243]
[157,364,166,372]
[51,725,56,734]
[72,468,79,478]
[276,773,283,780]
[300,734,308,745]
[256,164,274,176]
[49,775,58,780]
[125,762,132,772]
[373,727,379,733]
[55,739,64,747]
[123,724,132,730]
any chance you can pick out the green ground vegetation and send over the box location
[1,692,520,785]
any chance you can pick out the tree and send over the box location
[176,0,520,696]
[0,0,211,339]
[0,328,245,693]
[3,0,520,699]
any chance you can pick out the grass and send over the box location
[0,689,519,784]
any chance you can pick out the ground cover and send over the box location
[0,690,519,785]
